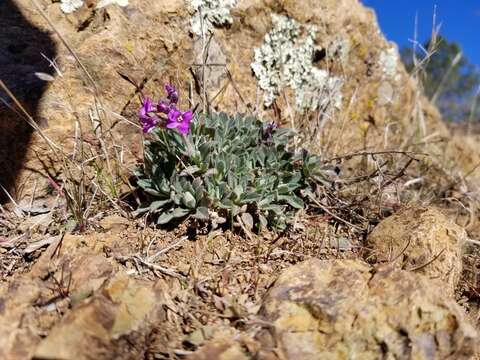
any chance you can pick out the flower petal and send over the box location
[182,111,193,123]
[177,123,190,134]
[166,121,180,129]
[167,108,181,123]
[157,101,169,114]
[165,84,179,104]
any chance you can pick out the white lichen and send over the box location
[327,36,350,64]
[189,0,236,35]
[96,0,129,9]
[60,0,84,13]
[251,14,343,113]
[379,47,401,81]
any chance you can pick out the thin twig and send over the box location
[407,248,446,272]
[307,194,363,231]
[148,236,189,262]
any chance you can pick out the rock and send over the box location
[5,0,480,200]
[255,259,476,360]
[366,206,466,294]
[99,214,131,233]
[0,277,43,360]
[34,274,164,359]
[17,212,53,233]
[0,252,116,359]
[188,340,249,360]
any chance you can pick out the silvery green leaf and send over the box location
[157,212,174,224]
[172,208,190,218]
[216,160,226,174]
[233,185,243,199]
[180,165,200,176]
[149,199,171,211]
[219,198,234,209]
[144,188,161,196]
[137,179,152,189]
[182,192,196,209]
[258,196,274,207]
[240,212,254,230]
[278,195,304,209]
[262,204,282,214]
[132,207,149,217]
[194,207,209,220]
[241,192,262,203]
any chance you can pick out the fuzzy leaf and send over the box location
[150,199,171,211]
[182,192,196,209]
[194,207,209,220]
[157,212,174,224]
[278,195,304,209]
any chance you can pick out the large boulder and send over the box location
[255,259,476,359]
[366,206,466,294]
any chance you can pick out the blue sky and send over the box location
[361,1,479,67]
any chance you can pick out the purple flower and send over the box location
[157,100,170,114]
[139,97,158,133]
[165,84,178,104]
[139,97,155,118]
[141,116,159,133]
[166,107,193,134]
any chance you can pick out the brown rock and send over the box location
[366,206,466,294]
[256,259,476,360]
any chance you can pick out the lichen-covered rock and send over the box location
[366,206,466,294]
[8,0,480,199]
[256,259,476,360]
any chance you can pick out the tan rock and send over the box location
[99,214,131,233]
[0,277,43,360]
[188,340,249,360]
[256,259,476,360]
[366,206,466,294]
[34,274,162,360]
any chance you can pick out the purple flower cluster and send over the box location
[139,84,193,134]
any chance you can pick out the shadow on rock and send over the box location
[0,0,56,203]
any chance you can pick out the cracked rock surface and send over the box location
[366,206,466,295]
[256,259,477,360]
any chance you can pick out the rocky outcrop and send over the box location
[0,236,171,360]
[191,259,477,360]
[366,206,466,294]
[5,0,479,198]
